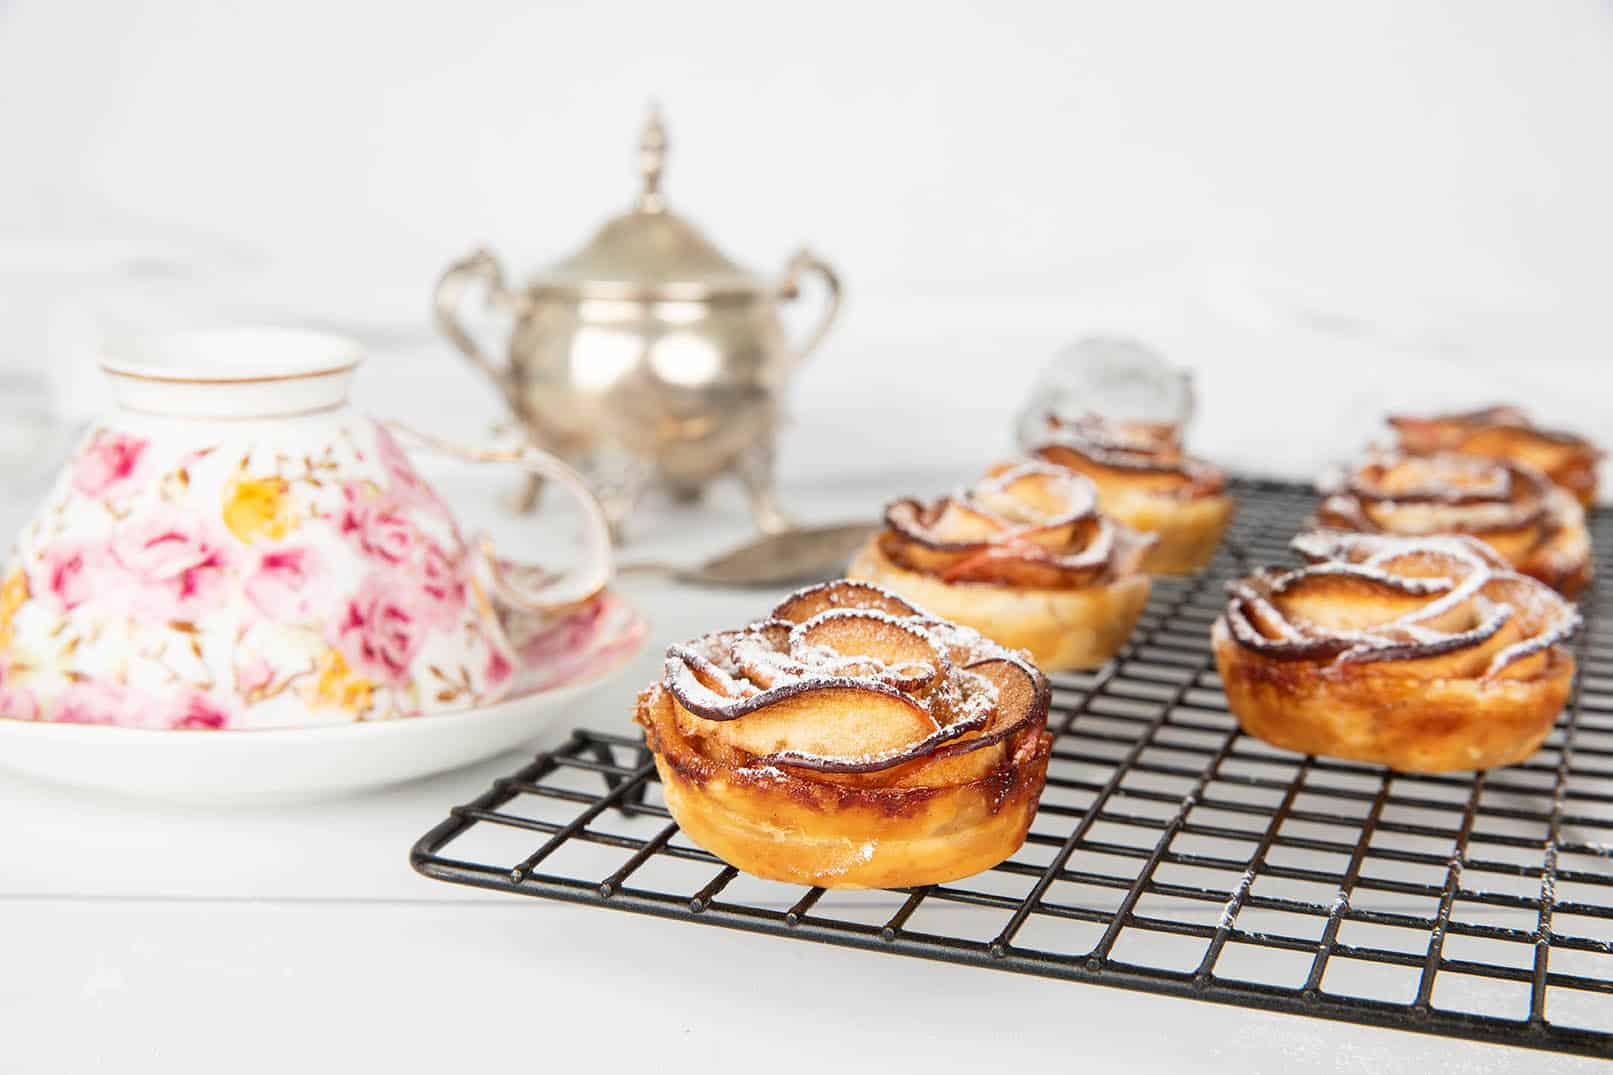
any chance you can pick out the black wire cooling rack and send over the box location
[411,480,1613,1059]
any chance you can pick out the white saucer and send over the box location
[0,651,639,805]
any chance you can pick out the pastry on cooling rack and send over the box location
[1213,531,1580,773]
[1389,405,1601,509]
[1313,450,1591,598]
[634,580,1053,889]
[1025,413,1234,575]
[846,460,1152,672]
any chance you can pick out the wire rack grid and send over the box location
[411,479,1613,1058]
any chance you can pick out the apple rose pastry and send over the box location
[635,580,1053,889]
[846,461,1153,672]
[1390,405,1601,508]
[1213,531,1580,773]
[1026,413,1234,574]
[1314,451,1591,597]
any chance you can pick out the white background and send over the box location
[2,0,1610,485]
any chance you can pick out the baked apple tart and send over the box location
[846,460,1153,672]
[1214,531,1580,773]
[1314,450,1591,597]
[1390,405,1601,508]
[1027,413,1234,574]
[635,580,1053,889]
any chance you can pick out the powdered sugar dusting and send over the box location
[1225,530,1579,674]
[735,763,789,782]
[1218,865,1259,931]
[882,463,1137,582]
[663,579,1042,770]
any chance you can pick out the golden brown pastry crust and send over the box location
[846,461,1152,672]
[1390,405,1601,509]
[1214,532,1579,773]
[1095,488,1236,575]
[848,539,1150,672]
[1314,451,1591,598]
[1027,414,1235,574]
[636,580,1053,889]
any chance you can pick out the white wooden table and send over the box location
[2,469,1601,1074]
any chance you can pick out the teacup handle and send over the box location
[385,423,613,615]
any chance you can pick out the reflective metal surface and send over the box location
[435,107,841,538]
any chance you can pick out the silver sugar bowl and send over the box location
[434,108,841,537]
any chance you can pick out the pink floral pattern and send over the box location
[109,510,235,620]
[31,512,235,621]
[372,425,458,522]
[337,483,417,564]
[414,541,467,627]
[36,540,115,613]
[72,430,149,499]
[169,691,231,729]
[52,683,153,726]
[0,664,38,721]
[4,415,636,730]
[483,646,513,691]
[50,682,233,729]
[508,592,647,694]
[243,544,324,622]
[331,575,431,685]
[236,655,275,696]
[335,478,469,634]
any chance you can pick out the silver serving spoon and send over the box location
[618,521,879,587]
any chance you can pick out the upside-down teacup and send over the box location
[0,327,615,730]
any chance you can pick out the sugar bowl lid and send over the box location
[531,108,762,300]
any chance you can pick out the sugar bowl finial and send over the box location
[637,102,668,213]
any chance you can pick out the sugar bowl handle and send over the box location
[386,424,613,614]
[434,247,520,408]
[777,248,842,370]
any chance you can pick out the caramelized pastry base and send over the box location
[1212,621,1574,773]
[1100,489,1236,575]
[638,685,1052,889]
[1560,470,1598,510]
[1512,519,1593,599]
[1518,454,1599,509]
[848,540,1150,672]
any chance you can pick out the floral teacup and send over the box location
[0,328,615,730]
